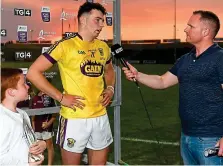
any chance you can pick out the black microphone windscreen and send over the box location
[111,44,139,86]
[111,43,124,59]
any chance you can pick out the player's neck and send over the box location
[2,99,18,112]
[78,31,94,42]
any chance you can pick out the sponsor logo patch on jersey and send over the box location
[80,60,104,77]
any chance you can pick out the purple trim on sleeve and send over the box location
[76,33,83,40]
[43,52,57,64]
[106,57,112,64]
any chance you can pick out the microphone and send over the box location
[111,44,130,69]
[111,43,138,85]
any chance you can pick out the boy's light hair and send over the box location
[1,68,23,102]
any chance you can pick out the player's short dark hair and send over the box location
[1,68,23,101]
[193,10,220,37]
[77,2,106,21]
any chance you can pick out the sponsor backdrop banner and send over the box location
[41,7,50,22]
[17,25,28,42]
[106,12,113,26]
[42,47,50,54]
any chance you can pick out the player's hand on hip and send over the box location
[101,88,114,107]
[29,140,46,155]
[29,155,44,166]
[122,62,138,81]
[60,94,85,110]
[215,137,223,156]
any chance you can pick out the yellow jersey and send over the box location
[43,34,111,119]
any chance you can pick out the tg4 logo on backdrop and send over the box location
[1,29,7,37]
[14,8,32,16]
[15,51,32,61]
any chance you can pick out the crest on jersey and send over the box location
[98,48,104,56]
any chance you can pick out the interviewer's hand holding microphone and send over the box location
[111,44,139,85]
[122,62,139,82]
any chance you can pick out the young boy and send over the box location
[0,68,46,165]
[32,90,57,165]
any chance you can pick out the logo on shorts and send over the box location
[67,138,75,148]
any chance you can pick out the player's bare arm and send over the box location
[27,55,85,110]
[27,55,61,101]
[101,61,115,107]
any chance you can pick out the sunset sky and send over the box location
[1,0,223,42]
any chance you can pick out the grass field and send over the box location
[1,62,182,165]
